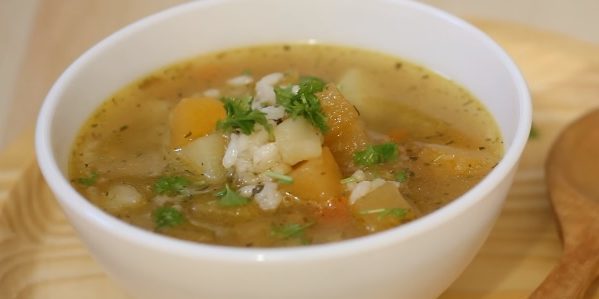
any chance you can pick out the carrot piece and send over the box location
[387,128,409,143]
[281,147,344,206]
[169,97,226,148]
[319,196,352,222]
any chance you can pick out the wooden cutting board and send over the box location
[1,1,599,298]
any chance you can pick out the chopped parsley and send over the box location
[360,208,408,220]
[340,176,357,184]
[215,184,249,207]
[216,96,271,135]
[153,207,184,228]
[275,76,329,132]
[153,176,190,196]
[77,171,98,186]
[394,169,410,183]
[529,124,540,140]
[353,143,398,166]
[271,222,313,240]
[264,171,294,184]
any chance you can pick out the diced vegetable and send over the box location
[317,84,370,173]
[353,182,419,232]
[282,147,343,205]
[274,117,323,165]
[319,197,351,220]
[105,184,144,211]
[416,143,496,177]
[337,69,383,114]
[169,97,226,148]
[180,133,227,184]
[338,69,440,137]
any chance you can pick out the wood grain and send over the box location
[1,3,599,298]
[529,109,599,299]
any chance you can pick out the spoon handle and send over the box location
[529,237,599,299]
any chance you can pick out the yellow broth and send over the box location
[69,44,502,247]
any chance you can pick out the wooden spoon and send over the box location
[530,109,599,299]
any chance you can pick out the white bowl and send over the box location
[35,0,531,298]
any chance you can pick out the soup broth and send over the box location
[69,44,502,247]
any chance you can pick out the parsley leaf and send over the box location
[77,171,98,186]
[360,208,408,220]
[394,169,410,183]
[298,76,326,94]
[153,207,184,228]
[271,222,313,240]
[264,171,294,184]
[153,176,190,196]
[216,96,271,135]
[353,143,398,166]
[275,76,328,132]
[216,184,249,207]
[340,176,357,184]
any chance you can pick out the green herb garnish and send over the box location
[153,176,190,196]
[215,184,250,207]
[264,171,294,184]
[394,169,410,183]
[275,76,329,132]
[271,222,313,240]
[153,207,184,228]
[353,143,398,166]
[529,124,540,140]
[360,208,408,220]
[77,171,98,186]
[216,96,271,135]
[340,176,358,184]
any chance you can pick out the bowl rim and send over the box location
[35,0,531,262]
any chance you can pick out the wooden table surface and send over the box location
[1,1,599,298]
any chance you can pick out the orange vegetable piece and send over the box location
[282,147,344,206]
[318,84,370,174]
[319,196,352,222]
[169,97,225,148]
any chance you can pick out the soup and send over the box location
[69,44,502,247]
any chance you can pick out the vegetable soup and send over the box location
[69,44,502,247]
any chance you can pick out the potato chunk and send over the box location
[180,133,227,184]
[274,117,323,165]
[416,143,496,177]
[105,184,144,212]
[353,182,419,232]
